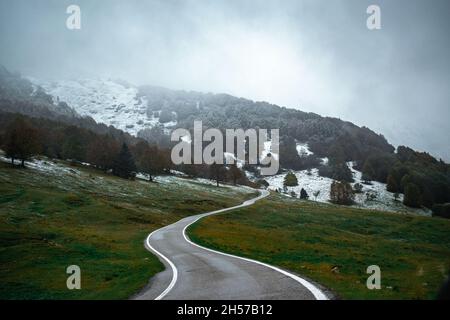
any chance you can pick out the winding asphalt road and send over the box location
[133,189,328,300]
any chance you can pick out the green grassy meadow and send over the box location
[0,159,255,299]
[188,193,450,299]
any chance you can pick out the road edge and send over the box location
[183,190,329,300]
[143,189,330,300]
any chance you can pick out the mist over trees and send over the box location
[138,85,395,169]
[0,66,449,208]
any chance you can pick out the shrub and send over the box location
[158,109,174,123]
[353,183,363,193]
[319,163,354,183]
[403,183,421,208]
[283,172,298,187]
[432,203,450,219]
[366,192,377,201]
[313,190,321,200]
[256,179,269,188]
[63,193,85,206]
[386,174,399,192]
[300,188,309,200]
[330,181,354,205]
[393,193,400,201]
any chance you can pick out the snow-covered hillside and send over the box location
[265,165,430,216]
[262,145,431,216]
[29,78,176,136]
[19,77,433,216]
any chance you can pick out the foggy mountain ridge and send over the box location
[30,76,392,140]
[2,65,450,212]
[0,67,425,164]
[1,64,449,169]
[1,0,449,162]
[2,1,450,302]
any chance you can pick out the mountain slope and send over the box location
[0,66,78,119]
[32,78,176,136]
[1,68,448,213]
[30,77,394,163]
[0,152,255,299]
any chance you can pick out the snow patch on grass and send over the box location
[264,162,431,216]
[1,156,80,176]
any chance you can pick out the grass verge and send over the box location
[0,160,256,299]
[188,193,450,299]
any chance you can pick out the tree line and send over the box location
[359,146,450,210]
[0,112,250,186]
[0,113,170,179]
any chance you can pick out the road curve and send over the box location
[133,189,328,300]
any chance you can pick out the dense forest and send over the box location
[137,86,450,212]
[138,85,395,160]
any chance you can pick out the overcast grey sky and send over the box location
[0,0,449,160]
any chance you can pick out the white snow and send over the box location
[264,162,431,216]
[0,156,80,176]
[265,168,332,203]
[295,143,328,165]
[224,152,245,168]
[244,170,257,181]
[296,143,313,157]
[181,135,192,144]
[29,78,177,136]
[170,169,188,176]
[346,162,429,215]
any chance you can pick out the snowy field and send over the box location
[262,145,431,216]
